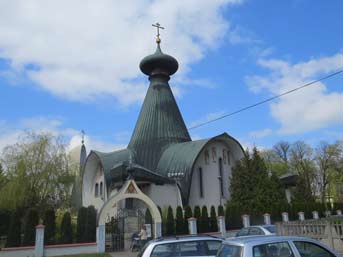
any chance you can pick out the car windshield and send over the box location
[217,244,243,257]
[264,226,276,233]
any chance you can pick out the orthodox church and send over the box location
[74,33,245,218]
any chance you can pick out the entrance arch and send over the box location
[97,179,162,238]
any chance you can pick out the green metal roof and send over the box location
[91,149,131,185]
[128,45,191,171]
[156,133,245,204]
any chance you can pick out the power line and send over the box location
[188,69,343,130]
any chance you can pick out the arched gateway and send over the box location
[97,179,162,238]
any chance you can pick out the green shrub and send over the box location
[209,206,218,232]
[76,207,87,243]
[225,202,241,230]
[217,205,224,217]
[60,212,73,244]
[86,206,97,242]
[200,206,209,233]
[166,206,175,236]
[193,206,201,232]
[175,206,183,235]
[6,210,21,247]
[183,206,192,234]
[22,208,39,246]
[44,208,56,245]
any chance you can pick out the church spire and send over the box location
[128,24,191,171]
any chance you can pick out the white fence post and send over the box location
[188,217,197,235]
[282,212,289,222]
[155,222,162,238]
[312,211,319,220]
[263,213,271,225]
[35,224,45,257]
[242,214,250,228]
[298,212,305,221]
[217,216,226,238]
[96,225,105,253]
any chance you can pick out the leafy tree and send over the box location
[193,206,201,233]
[0,132,74,211]
[200,206,209,233]
[166,206,175,236]
[217,205,224,217]
[0,162,7,188]
[43,208,56,245]
[60,211,73,244]
[22,208,39,246]
[209,206,218,232]
[175,206,183,235]
[76,207,87,242]
[315,141,342,203]
[183,206,192,234]
[6,210,21,247]
[230,147,287,214]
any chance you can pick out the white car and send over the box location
[236,226,276,237]
[138,235,223,257]
[217,235,340,257]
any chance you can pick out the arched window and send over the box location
[212,147,217,162]
[223,149,227,164]
[227,151,231,165]
[218,158,224,196]
[204,150,209,164]
[95,183,99,197]
[199,167,204,198]
[100,182,103,197]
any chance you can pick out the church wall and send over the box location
[146,183,180,209]
[82,154,106,210]
[188,141,233,210]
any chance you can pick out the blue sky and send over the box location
[0,0,342,152]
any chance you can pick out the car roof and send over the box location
[242,225,275,228]
[223,235,318,246]
[149,235,223,245]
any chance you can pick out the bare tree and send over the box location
[290,141,315,202]
[273,141,291,164]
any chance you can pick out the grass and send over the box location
[55,254,112,257]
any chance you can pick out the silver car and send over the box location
[217,236,340,257]
[236,226,276,237]
[138,236,223,257]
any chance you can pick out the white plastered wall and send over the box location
[188,140,238,209]
[145,183,180,209]
[82,153,106,210]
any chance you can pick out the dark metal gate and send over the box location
[105,210,125,252]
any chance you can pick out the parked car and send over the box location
[217,235,341,257]
[138,235,223,257]
[236,225,276,237]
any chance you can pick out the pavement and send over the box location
[109,250,138,257]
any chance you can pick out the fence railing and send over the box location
[276,217,343,252]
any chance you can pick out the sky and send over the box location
[0,0,342,153]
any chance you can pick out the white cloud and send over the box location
[0,117,123,154]
[249,128,272,139]
[0,0,241,105]
[246,53,343,134]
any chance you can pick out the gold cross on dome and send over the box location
[152,22,164,43]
